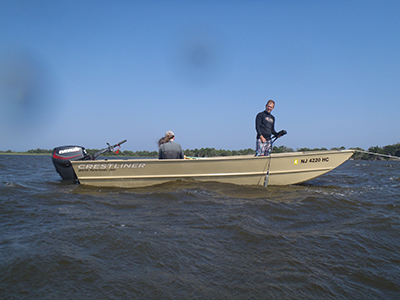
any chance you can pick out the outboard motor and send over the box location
[52,146,89,180]
[52,140,127,181]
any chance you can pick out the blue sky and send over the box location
[1,0,399,152]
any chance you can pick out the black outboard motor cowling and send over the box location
[52,140,127,181]
[52,146,89,180]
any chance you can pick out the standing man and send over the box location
[255,99,285,156]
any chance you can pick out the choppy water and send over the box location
[0,155,399,299]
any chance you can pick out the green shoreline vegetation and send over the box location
[1,143,399,160]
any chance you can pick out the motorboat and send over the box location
[52,140,354,188]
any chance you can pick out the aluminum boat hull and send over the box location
[71,150,354,188]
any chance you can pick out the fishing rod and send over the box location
[92,139,127,159]
[353,150,400,160]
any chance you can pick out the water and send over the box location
[1,155,399,299]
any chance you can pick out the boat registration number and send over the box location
[294,157,329,164]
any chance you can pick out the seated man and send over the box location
[158,131,184,159]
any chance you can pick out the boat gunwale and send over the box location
[70,149,355,164]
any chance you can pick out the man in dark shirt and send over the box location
[255,99,285,156]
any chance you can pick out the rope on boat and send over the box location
[353,150,400,160]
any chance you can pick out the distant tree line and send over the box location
[1,143,399,160]
[27,148,52,154]
[184,148,255,157]
[85,148,256,157]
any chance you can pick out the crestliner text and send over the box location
[78,163,146,170]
